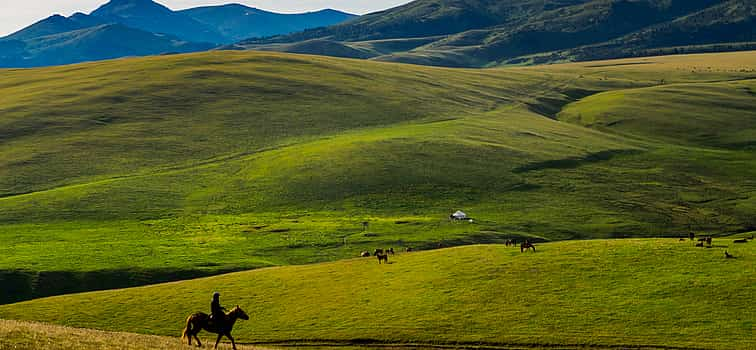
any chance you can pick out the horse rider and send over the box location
[209,292,226,327]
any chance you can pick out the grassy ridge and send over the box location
[1,239,753,349]
[1,51,756,302]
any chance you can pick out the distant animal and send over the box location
[520,240,535,253]
[689,232,695,241]
[182,305,249,350]
[695,242,704,247]
[697,237,707,242]
[360,251,370,257]
[377,252,389,264]
[505,239,516,247]
[678,238,686,242]
[386,248,395,255]
[405,247,413,252]
[725,251,735,259]
[706,236,712,245]
[733,238,748,244]
[374,248,384,256]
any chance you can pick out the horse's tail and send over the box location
[182,315,193,340]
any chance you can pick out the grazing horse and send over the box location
[377,252,389,264]
[386,248,395,255]
[360,251,371,257]
[182,305,249,350]
[520,241,535,253]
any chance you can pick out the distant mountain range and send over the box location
[0,0,356,68]
[236,0,756,67]
[2,0,753,69]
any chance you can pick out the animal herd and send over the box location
[360,239,538,264]
[684,232,752,259]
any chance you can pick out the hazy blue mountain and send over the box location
[0,24,215,68]
[4,15,94,41]
[0,0,358,68]
[179,4,357,42]
[90,0,226,43]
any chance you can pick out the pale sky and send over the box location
[0,0,412,37]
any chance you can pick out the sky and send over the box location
[0,0,412,37]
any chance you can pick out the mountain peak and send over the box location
[92,0,173,17]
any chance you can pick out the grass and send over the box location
[0,238,753,349]
[0,319,263,349]
[1,51,756,302]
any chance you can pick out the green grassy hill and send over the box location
[1,238,753,349]
[1,51,755,303]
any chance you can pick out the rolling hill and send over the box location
[1,239,753,349]
[0,50,755,303]
[238,0,756,67]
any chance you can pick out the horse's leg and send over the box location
[227,333,237,350]
[214,333,223,349]
[195,333,202,347]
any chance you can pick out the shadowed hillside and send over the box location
[238,0,755,67]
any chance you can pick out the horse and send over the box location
[386,248,395,255]
[520,241,535,253]
[182,305,249,350]
[360,251,371,257]
[374,248,384,256]
[377,252,389,264]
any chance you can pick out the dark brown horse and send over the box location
[377,252,389,264]
[520,241,535,253]
[182,305,249,350]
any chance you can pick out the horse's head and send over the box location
[230,305,249,320]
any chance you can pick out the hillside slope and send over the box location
[239,0,755,67]
[0,51,755,303]
[1,240,753,349]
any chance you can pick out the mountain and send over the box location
[4,15,95,41]
[238,0,755,67]
[0,0,357,68]
[90,0,226,43]
[0,24,214,68]
[179,4,357,42]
